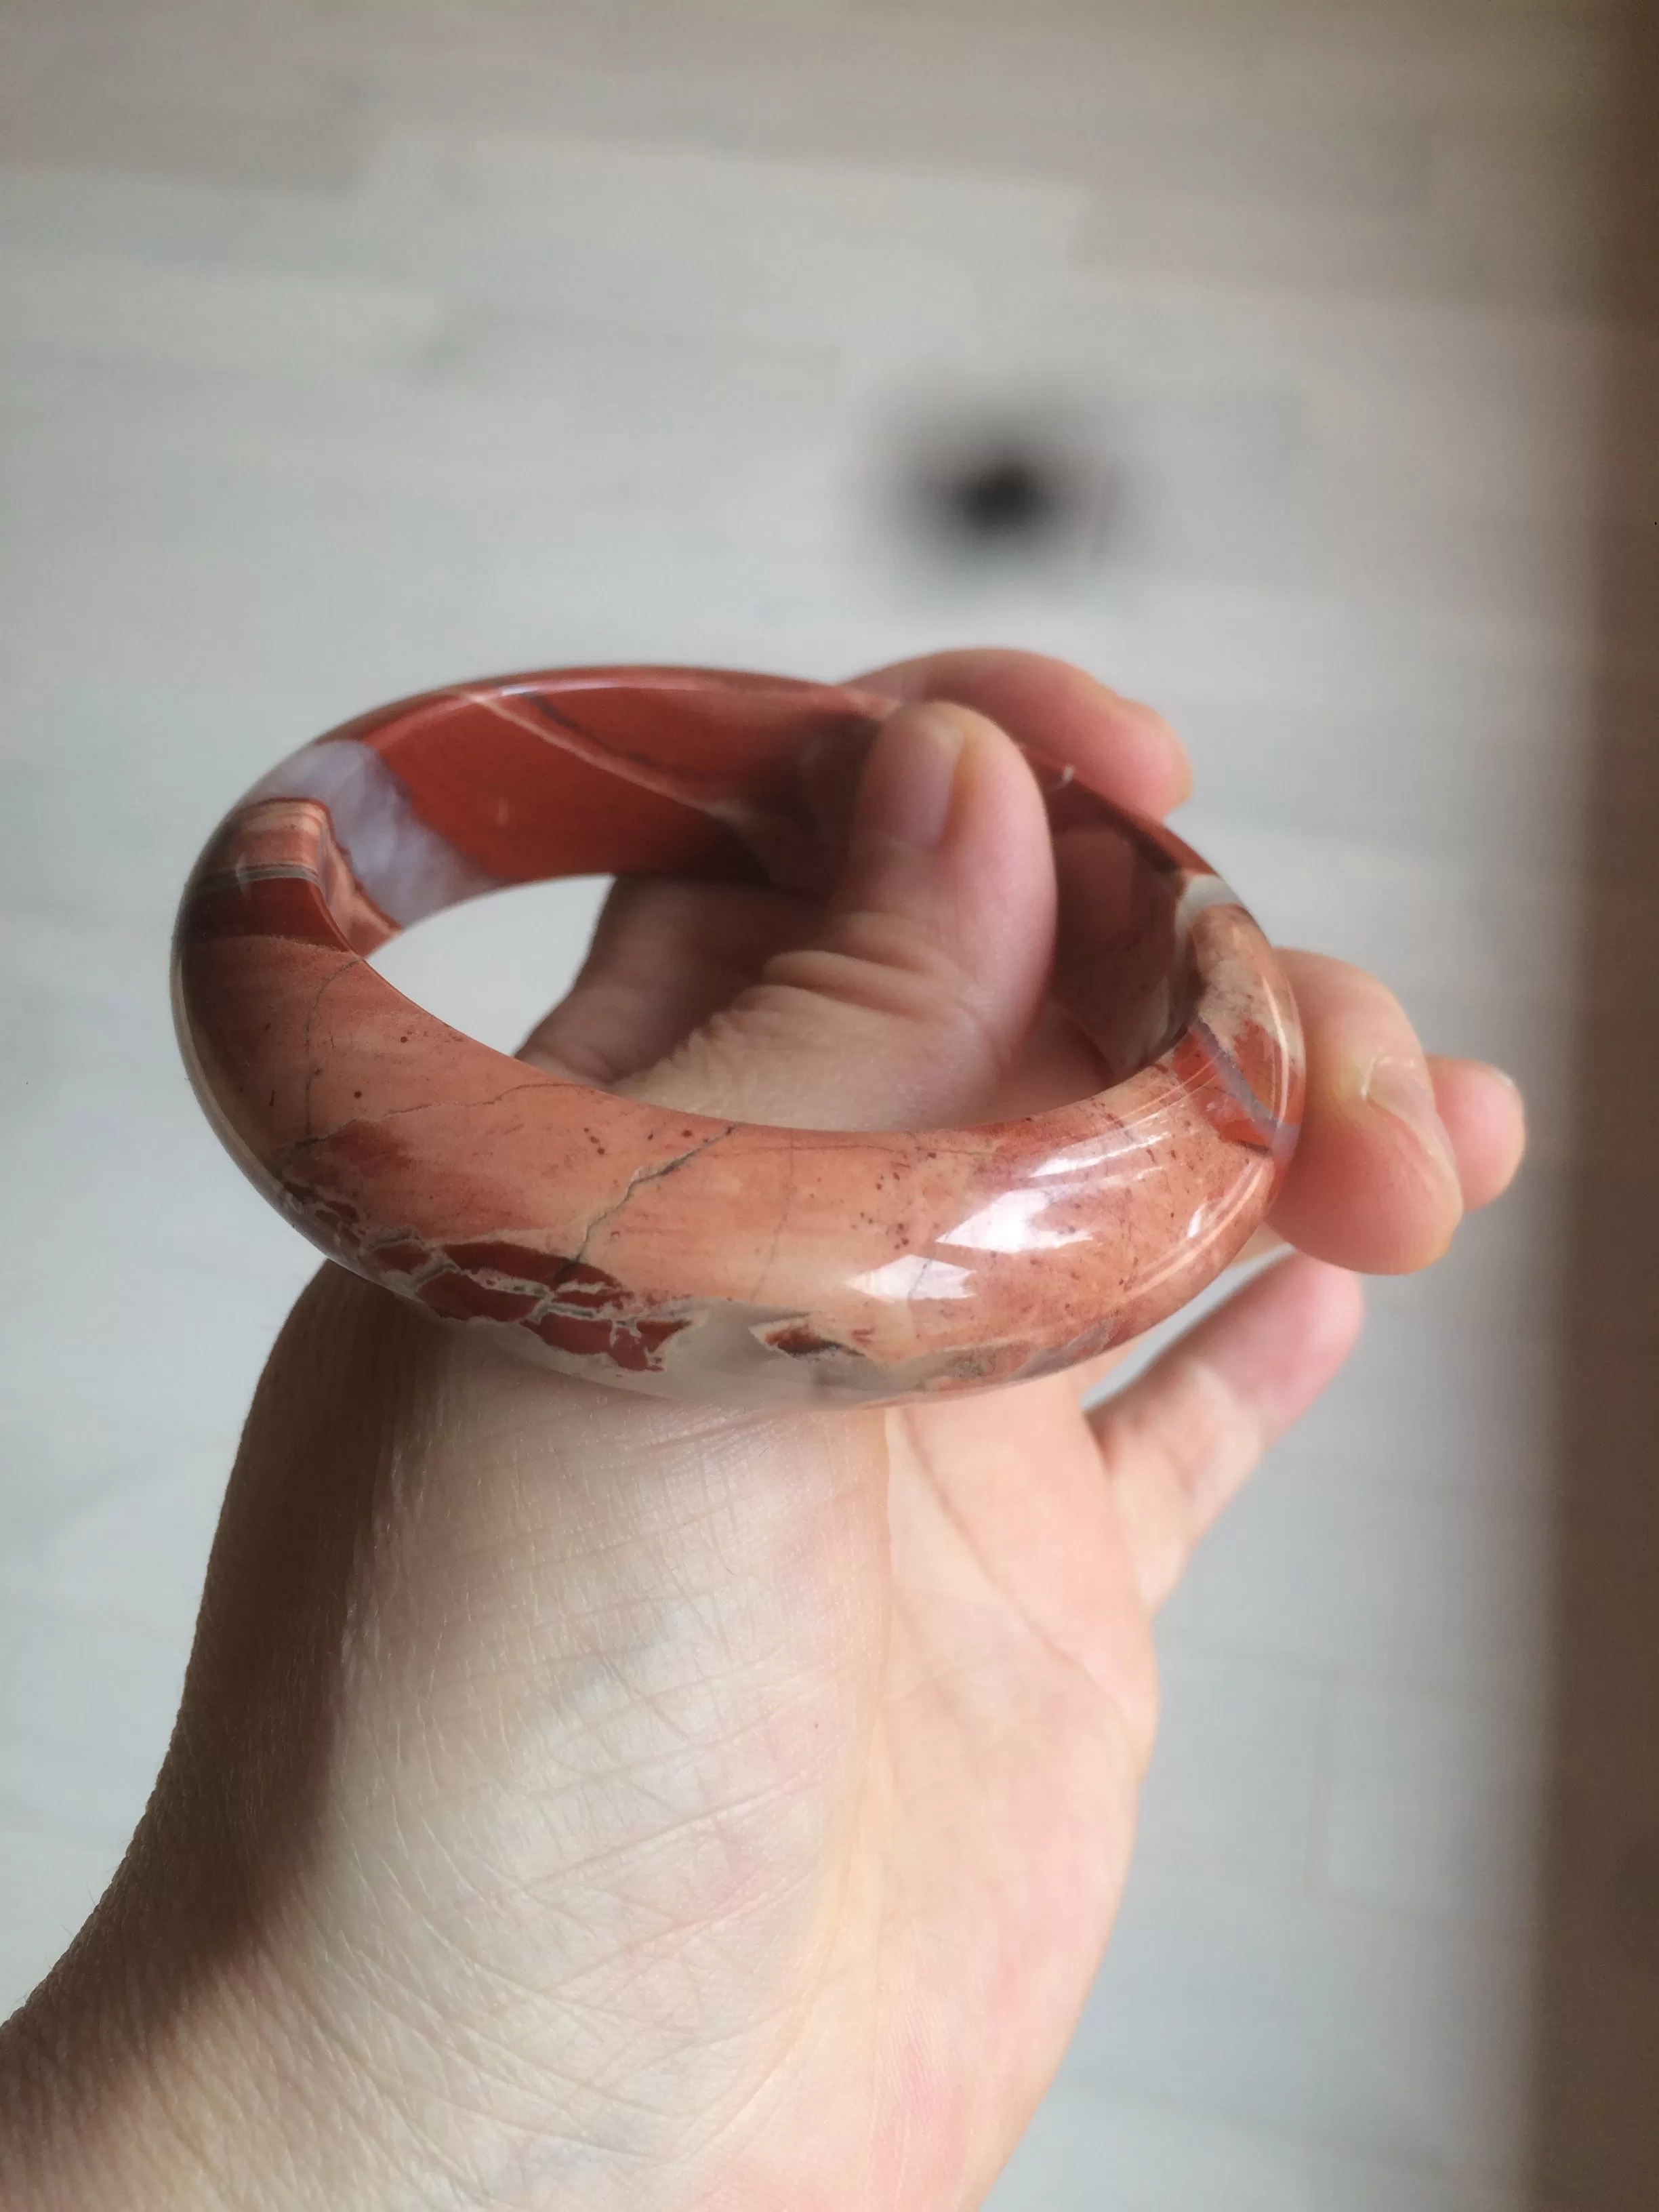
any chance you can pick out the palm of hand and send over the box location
[846,1382,1158,2207]
[333,863,1338,2210]
[329,1315,1188,2212]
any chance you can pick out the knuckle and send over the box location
[758,914,1004,1069]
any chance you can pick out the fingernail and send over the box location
[1361,1053,1461,1189]
[856,703,968,851]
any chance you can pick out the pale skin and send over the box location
[0,653,1525,2210]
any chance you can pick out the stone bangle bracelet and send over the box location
[173,667,1303,1407]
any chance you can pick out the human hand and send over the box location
[1,651,1524,2211]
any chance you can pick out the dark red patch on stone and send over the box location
[531,1305,688,1372]
[632,1317,688,1358]
[605,1317,690,1372]
[318,1118,418,1179]
[416,1271,540,1325]
[532,1311,623,1363]
[547,1262,633,1312]
[369,1240,430,1275]
[761,1323,847,1359]
[443,1240,587,1293]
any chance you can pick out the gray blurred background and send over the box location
[1,3,1655,2205]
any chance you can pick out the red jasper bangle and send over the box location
[173,667,1303,1406]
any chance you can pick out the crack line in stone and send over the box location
[748,1132,796,1305]
[571,1123,738,1265]
[299,953,366,1140]
[277,1077,561,1168]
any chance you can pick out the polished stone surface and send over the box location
[176,668,1300,1403]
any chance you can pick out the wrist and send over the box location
[0,1879,371,2211]
[2,1275,889,2211]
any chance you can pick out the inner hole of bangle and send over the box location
[1050,819,1188,1087]
[371,874,611,1054]
[369,819,1189,1123]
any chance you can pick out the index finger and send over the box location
[848,648,1193,821]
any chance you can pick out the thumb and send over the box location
[621,699,1059,1132]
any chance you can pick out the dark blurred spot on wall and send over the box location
[884,402,1122,573]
